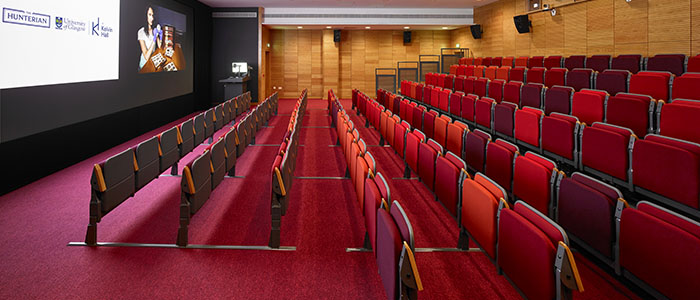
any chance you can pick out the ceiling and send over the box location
[199,0,495,8]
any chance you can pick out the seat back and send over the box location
[364,172,390,254]
[658,99,700,144]
[412,105,425,132]
[513,152,557,216]
[526,67,545,84]
[465,129,491,173]
[571,89,608,125]
[688,55,700,72]
[496,66,510,81]
[521,83,545,109]
[586,55,611,72]
[489,79,505,103]
[544,86,574,115]
[224,127,238,172]
[179,119,194,157]
[492,57,503,67]
[135,136,160,189]
[439,89,451,112]
[566,68,593,91]
[541,113,580,163]
[394,121,410,158]
[209,137,226,189]
[193,113,206,146]
[514,107,543,149]
[446,121,468,157]
[544,56,563,69]
[581,122,634,182]
[183,151,213,214]
[423,110,438,139]
[646,54,686,76]
[474,78,489,98]
[503,81,522,105]
[436,152,467,217]
[605,93,654,137]
[449,92,463,116]
[486,139,519,192]
[460,173,507,259]
[474,65,486,78]
[376,201,421,300]
[529,56,545,68]
[494,102,518,140]
[159,126,181,172]
[629,71,672,101]
[204,109,215,138]
[596,69,630,96]
[461,94,477,123]
[510,67,526,82]
[484,66,498,80]
[434,115,451,149]
[611,54,642,74]
[502,57,515,68]
[92,149,136,216]
[544,68,567,87]
[564,55,586,71]
[672,73,700,101]
[405,130,424,174]
[214,104,224,131]
[418,139,442,190]
[475,97,495,131]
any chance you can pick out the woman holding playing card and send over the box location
[138,5,163,70]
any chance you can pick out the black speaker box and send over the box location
[513,15,531,34]
[403,31,412,44]
[333,29,341,42]
[470,25,482,39]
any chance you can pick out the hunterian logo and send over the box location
[2,7,50,28]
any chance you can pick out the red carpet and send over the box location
[0,98,640,299]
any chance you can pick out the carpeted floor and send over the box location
[0,98,642,299]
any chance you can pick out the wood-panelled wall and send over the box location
[270,29,451,99]
[451,0,700,59]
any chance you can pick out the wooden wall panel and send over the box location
[586,0,614,55]
[297,30,312,99]
[562,3,587,56]
[311,31,323,98]
[321,30,338,97]
[283,30,298,98]
[649,0,690,43]
[694,0,700,41]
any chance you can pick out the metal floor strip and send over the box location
[67,242,296,251]
[294,176,349,180]
[346,247,482,253]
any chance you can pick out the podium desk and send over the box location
[219,76,249,104]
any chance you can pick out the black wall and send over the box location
[0,0,212,195]
[210,8,259,104]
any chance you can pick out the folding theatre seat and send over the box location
[207,137,226,189]
[544,56,563,69]
[543,86,574,115]
[618,201,700,300]
[502,57,515,68]
[596,69,630,96]
[488,79,505,103]
[423,110,438,139]
[520,83,545,109]
[399,99,410,122]
[657,99,700,144]
[510,67,527,82]
[355,152,376,212]
[393,96,402,117]
[484,66,498,80]
[498,201,584,300]
[446,121,469,157]
[544,68,567,87]
[449,91,464,116]
[473,78,489,99]
[557,172,627,270]
[646,54,686,76]
[514,107,544,153]
[474,66,486,78]
[386,116,398,151]
[458,57,469,65]
[566,68,594,91]
[494,102,518,141]
[376,201,422,300]
[503,81,522,105]
[449,65,458,75]
[672,73,700,101]
[415,83,424,102]
[581,123,636,189]
[222,101,231,125]
[496,66,510,81]
[363,172,390,252]
[423,86,432,108]
[485,139,519,193]
[689,54,700,72]
[214,105,224,131]
[133,137,160,190]
[571,89,609,125]
[542,113,581,167]
[434,115,451,149]
[435,152,468,217]
[412,105,426,132]
[475,97,496,133]
[404,130,426,177]
[513,152,559,216]
[87,148,137,244]
[178,151,213,246]
[438,89,451,112]
[445,74,455,90]
[223,127,238,176]
[405,102,416,126]
[418,139,443,190]
[464,129,491,174]
[475,58,484,66]
[492,57,503,67]
[611,54,642,74]
[633,135,700,214]
[529,56,545,68]
[454,76,465,93]
[586,55,611,72]
[629,71,672,102]
[438,74,447,89]
[463,77,476,95]
[564,55,586,71]
[159,125,181,174]
[193,114,206,146]
[483,57,493,66]
[457,65,467,76]
[464,65,476,77]
[605,93,655,137]
[204,109,215,141]
[515,57,528,67]
[458,173,508,261]
[461,94,478,125]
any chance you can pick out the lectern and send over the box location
[218,75,249,103]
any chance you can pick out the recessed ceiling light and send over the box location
[326,26,332,29]
[365,26,371,29]
[404,26,410,29]
[442,27,449,29]
[297,26,303,29]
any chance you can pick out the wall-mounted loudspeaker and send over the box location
[470,25,482,39]
[333,29,341,42]
[403,31,412,44]
[513,15,531,34]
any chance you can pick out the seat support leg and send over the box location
[363,232,372,250]
[269,196,282,248]
[457,228,470,250]
[171,163,178,176]
[176,197,191,247]
[404,163,411,179]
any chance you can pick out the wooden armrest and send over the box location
[400,241,424,291]
[557,241,584,292]
[274,167,286,196]
[92,164,107,192]
[183,166,196,194]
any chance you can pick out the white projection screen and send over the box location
[0,0,120,89]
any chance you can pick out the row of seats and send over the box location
[429,67,699,103]
[179,93,278,246]
[458,53,700,76]
[269,90,307,248]
[357,88,699,300]
[86,92,255,246]
[354,89,585,300]
[389,84,700,219]
[329,89,422,300]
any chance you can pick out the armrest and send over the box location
[400,241,424,292]
[556,241,584,292]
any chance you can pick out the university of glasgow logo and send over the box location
[55,16,62,29]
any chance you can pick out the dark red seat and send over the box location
[671,73,700,101]
[485,139,519,193]
[646,54,686,76]
[474,78,489,98]
[529,56,545,68]
[461,94,478,125]
[541,113,580,167]
[566,68,594,91]
[423,110,438,139]
[526,67,545,84]
[364,172,390,253]
[494,102,518,141]
[543,85,574,115]
[412,105,426,132]
[475,97,496,133]
[510,67,527,82]
[658,99,700,144]
[520,83,545,109]
[489,79,505,103]
[581,123,635,189]
[454,75,465,93]
[394,121,410,159]
[564,55,586,71]
[596,69,630,96]
[404,130,425,176]
[544,56,563,69]
[418,139,443,190]
[688,55,700,72]
[544,68,567,87]
[611,54,642,74]
[586,55,611,72]
[605,93,655,137]
[464,129,491,174]
[503,81,522,105]
[514,107,543,152]
[571,89,608,125]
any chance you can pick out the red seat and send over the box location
[459,173,507,259]
[503,81,522,105]
[463,77,475,94]
[658,99,700,144]
[543,85,574,115]
[446,121,469,157]
[376,201,421,300]
[423,110,438,139]
[571,89,608,125]
[510,67,526,82]
[489,79,505,103]
[498,201,583,300]
[629,71,672,101]
[436,152,467,217]
[502,57,515,68]
[619,201,700,300]
[430,87,441,108]
[412,105,426,132]
[475,97,496,132]
[445,74,455,90]
[514,107,544,151]
[449,91,464,116]
[544,68,567,87]
[494,102,518,141]
[454,75,465,93]
[581,123,635,188]
[605,93,655,138]
[544,56,563,69]
[405,130,425,175]
[526,67,546,84]
[394,121,410,158]
[688,55,700,72]
[496,66,510,81]
[449,65,458,75]
[541,113,580,166]
[364,172,390,254]
[438,89,451,112]
[474,78,489,98]
[461,94,478,125]
[485,139,519,192]
[482,57,493,66]
[566,68,594,91]
[457,65,467,76]
[434,115,451,149]
[464,129,491,174]
[418,139,443,190]
[633,134,700,211]
[611,54,642,74]
[520,83,545,109]
[586,55,611,72]
[492,57,503,67]
[484,66,498,80]
[529,56,545,68]
[671,73,700,101]
[513,152,558,216]
[474,65,486,78]
[596,69,630,96]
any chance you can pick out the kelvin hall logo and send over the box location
[2,7,50,28]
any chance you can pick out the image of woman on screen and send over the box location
[138,6,162,70]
